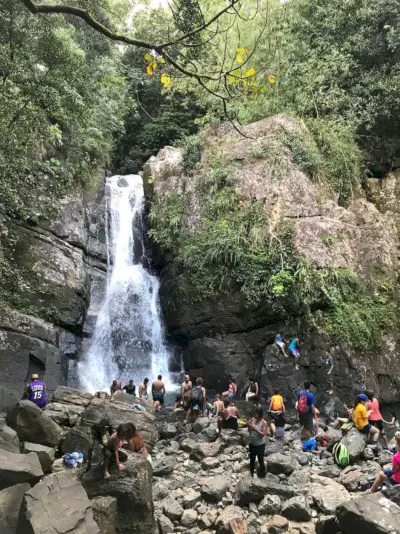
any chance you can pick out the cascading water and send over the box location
[79,175,172,392]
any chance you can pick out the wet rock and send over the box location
[160,424,177,439]
[266,453,299,476]
[201,475,230,502]
[190,442,223,461]
[0,450,43,490]
[201,456,220,470]
[22,442,55,474]
[0,421,20,454]
[0,483,30,534]
[153,458,175,477]
[268,515,289,534]
[181,509,198,527]
[340,429,367,463]
[91,496,117,534]
[215,505,245,534]
[259,494,282,515]
[158,514,174,534]
[281,496,312,521]
[6,400,63,447]
[180,438,197,453]
[17,472,99,534]
[336,493,400,533]
[161,497,184,521]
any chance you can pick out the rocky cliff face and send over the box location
[143,117,400,403]
[0,175,107,409]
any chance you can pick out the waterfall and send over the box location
[78,175,172,392]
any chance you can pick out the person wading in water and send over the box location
[152,375,165,412]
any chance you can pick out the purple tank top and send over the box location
[28,381,47,408]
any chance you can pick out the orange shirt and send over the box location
[271,394,284,411]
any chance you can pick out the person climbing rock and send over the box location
[275,332,288,357]
[353,393,380,443]
[369,431,400,493]
[103,424,128,480]
[185,377,206,423]
[123,379,136,396]
[86,418,113,472]
[217,400,240,433]
[123,422,151,464]
[139,378,149,400]
[288,337,301,370]
[152,375,165,412]
[366,391,395,448]
[245,378,259,402]
[23,374,47,409]
[324,350,334,394]
[181,374,192,407]
[247,406,267,478]
[297,381,316,441]
[110,380,122,396]
[223,377,237,399]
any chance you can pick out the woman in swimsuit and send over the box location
[218,400,240,433]
[223,378,237,399]
[123,422,152,464]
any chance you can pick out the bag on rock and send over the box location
[332,442,350,468]
[64,451,84,468]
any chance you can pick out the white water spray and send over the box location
[79,175,172,392]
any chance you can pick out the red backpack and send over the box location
[297,392,309,414]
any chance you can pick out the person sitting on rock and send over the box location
[123,422,151,464]
[217,400,240,433]
[185,377,206,423]
[210,394,225,418]
[110,380,122,397]
[335,403,354,429]
[369,431,400,493]
[268,389,286,436]
[247,406,267,478]
[353,393,380,443]
[103,423,129,480]
[275,332,288,357]
[152,375,165,412]
[23,373,47,409]
[366,391,395,449]
[123,380,136,396]
[139,378,149,400]
[288,337,301,370]
[87,417,113,472]
[223,377,238,399]
[245,378,259,402]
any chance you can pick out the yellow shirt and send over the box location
[271,395,284,411]
[353,403,368,430]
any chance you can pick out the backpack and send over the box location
[297,392,309,414]
[191,386,203,404]
[332,442,350,468]
[63,451,84,468]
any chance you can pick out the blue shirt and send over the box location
[302,438,317,452]
[289,339,297,351]
[297,390,316,415]
[275,333,283,343]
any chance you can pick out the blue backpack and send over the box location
[63,451,84,468]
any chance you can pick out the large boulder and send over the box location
[6,400,63,447]
[52,386,93,407]
[339,463,381,492]
[259,494,282,515]
[340,428,367,463]
[79,398,158,452]
[45,402,85,427]
[190,442,223,461]
[309,474,351,515]
[0,483,30,534]
[266,453,299,476]
[0,450,43,490]
[91,496,117,534]
[336,493,400,533]
[22,442,55,474]
[60,427,92,458]
[0,421,20,453]
[281,496,312,521]
[17,472,99,534]
[82,453,153,534]
[234,476,295,506]
[200,476,230,503]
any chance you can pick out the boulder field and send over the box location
[2,385,400,533]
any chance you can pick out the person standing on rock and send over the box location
[368,431,400,493]
[366,391,394,447]
[324,350,334,394]
[181,374,192,408]
[139,377,149,400]
[23,374,47,409]
[297,381,316,441]
[152,375,165,412]
[353,393,380,443]
[123,380,136,396]
[288,337,301,370]
[185,377,206,423]
[247,406,267,478]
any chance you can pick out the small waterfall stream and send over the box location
[79,175,172,392]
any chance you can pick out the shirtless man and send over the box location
[139,378,149,400]
[152,375,165,412]
[181,375,192,408]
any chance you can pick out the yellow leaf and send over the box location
[158,57,166,64]
[268,75,277,84]
[144,53,152,61]
[236,53,243,63]
[147,64,154,75]
[246,67,256,77]
[237,47,249,55]
[161,73,171,87]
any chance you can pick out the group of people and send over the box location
[110,375,166,412]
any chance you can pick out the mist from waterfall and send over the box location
[78,175,173,392]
